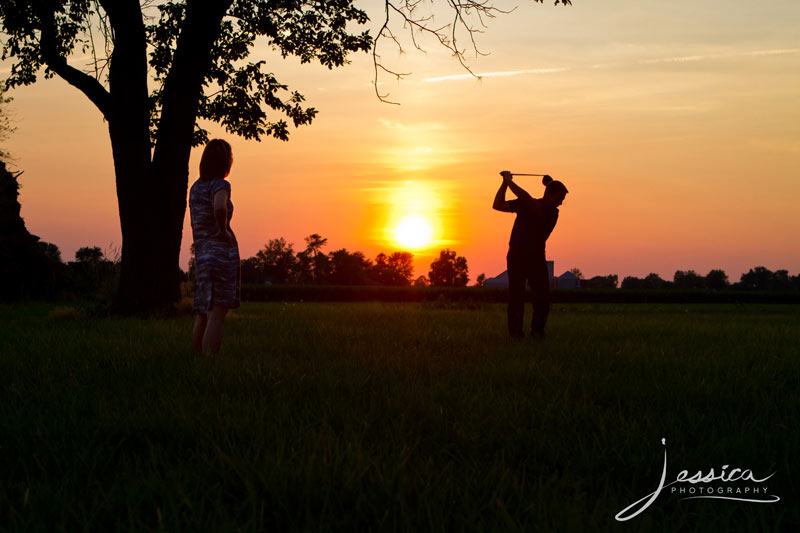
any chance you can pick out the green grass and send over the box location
[1,302,797,532]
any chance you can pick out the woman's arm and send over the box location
[212,189,235,246]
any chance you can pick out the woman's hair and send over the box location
[199,139,233,180]
[543,175,568,196]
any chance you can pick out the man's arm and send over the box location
[493,180,513,212]
[501,171,542,215]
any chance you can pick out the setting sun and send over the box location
[393,214,434,250]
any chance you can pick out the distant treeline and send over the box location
[197,234,471,288]
[241,285,800,304]
[618,268,800,292]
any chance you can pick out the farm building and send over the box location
[484,261,555,288]
[557,271,582,289]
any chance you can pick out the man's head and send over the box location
[542,175,568,207]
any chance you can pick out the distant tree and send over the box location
[303,233,330,283]
[240,256,265,284]
[475,273,486,287]
[705,269,729,290]
[621,273,670,290]
[305,234,328,255]
[0,160,62,299]
[256,238,297,284]
[586,274,618,289]
[428,249,469,287]
[37,241,62,263]
[328,249,372,286]
[772,269,792,291]
[293,250,313,284]
[673,270,706,290]
[739,266,777,291]
[75,246,104,263]
[371,251,414,286]
[569,267,584,279]
[414,275,428,288]
[644,273,671,289]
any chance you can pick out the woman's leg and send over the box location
[192,314,208,352]
[202,304,229,354]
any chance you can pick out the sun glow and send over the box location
[393,214,434,250]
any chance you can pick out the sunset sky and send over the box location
[3,0,799,282]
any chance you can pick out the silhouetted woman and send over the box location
[189,139,240,354]
[493,170,568,338]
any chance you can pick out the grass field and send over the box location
[1,302,797,532]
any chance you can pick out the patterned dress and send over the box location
[189,177,240,315]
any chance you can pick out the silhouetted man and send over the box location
[493,170,568,338]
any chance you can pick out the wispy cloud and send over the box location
[424,67,569,83]
[378,118,408,132]
[638,48,800,65]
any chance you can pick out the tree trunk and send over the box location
[98,0,232,314]
[105,0,177,313]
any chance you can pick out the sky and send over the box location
[2,0,799,282]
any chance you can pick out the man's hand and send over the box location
[500,170,513,183]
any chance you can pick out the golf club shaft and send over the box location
[511,173,546,177]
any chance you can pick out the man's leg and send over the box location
[530,256,551,336]
[507,254,526,338]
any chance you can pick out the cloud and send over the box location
[638,48,800,65]
[378,118,408,131]
[424,67,569,83]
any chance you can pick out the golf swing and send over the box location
[493,169,568,339]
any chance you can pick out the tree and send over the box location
[240,256,264,284]
[303,233,330,283]
[705,269,729,291]
[256,238,296,284]
[0,1,570,312]
[475,273,486,287]
[75,246,104,263]
[739,266,773,291]
[0,1,370,312]
[621,273,670,290]
[569,267,584,279]
[673,269,705,290]
[37,241,62,263]
[0,160,63,299]
[371,251,414,286]
[328,249,372,286]
[428,249,469,287]
[586,274,618,289]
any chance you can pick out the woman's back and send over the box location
[189,177,234,242]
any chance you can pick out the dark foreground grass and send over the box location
[0,302,797,532]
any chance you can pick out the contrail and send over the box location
[424,67,569,83]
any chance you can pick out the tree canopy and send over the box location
[1,1,372,144]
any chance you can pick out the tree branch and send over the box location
[375,0,571,103]
[39,9,111,118]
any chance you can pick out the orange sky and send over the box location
[3,0,799,282]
